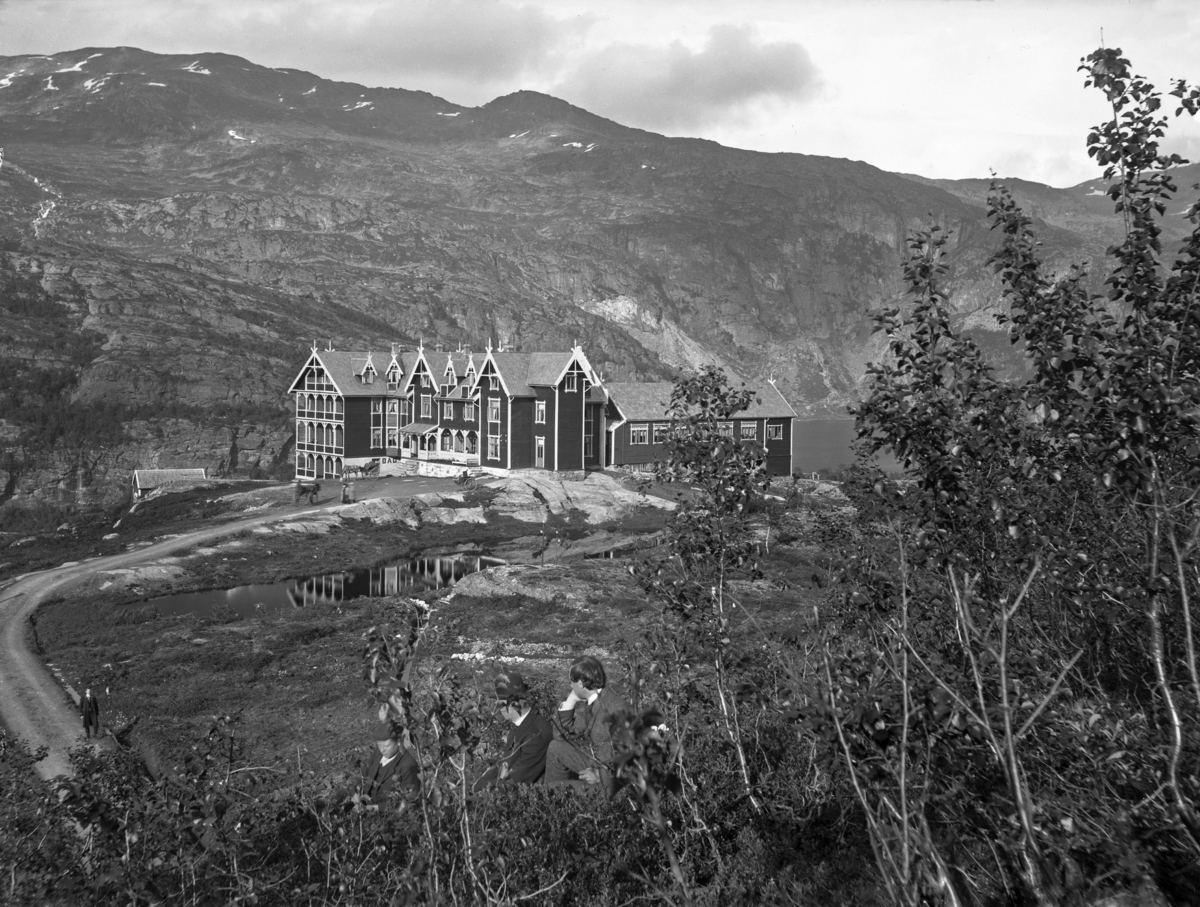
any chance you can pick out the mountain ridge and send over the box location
[0,46,1179,505]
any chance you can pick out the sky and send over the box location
[2,0,1199,188]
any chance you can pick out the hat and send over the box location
[494,671,529,702]
[372,721,398,742]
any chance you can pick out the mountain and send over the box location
[0,47,1181,505]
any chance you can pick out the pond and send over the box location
[129,553,506,619]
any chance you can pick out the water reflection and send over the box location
[134,554,505,619]
[287,555,505,607]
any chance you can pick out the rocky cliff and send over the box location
[1,47,1186,505]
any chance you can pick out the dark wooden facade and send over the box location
[289,346,796,479]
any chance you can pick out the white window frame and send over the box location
[653,423,670,443]
[630,424,649,445]
[464,402,476,421]
[488,398,501,424]
[535,436,545,468]
[490,376,499,391]
[487,436,501,460]
[421,394,432,419]
[535,400,546,424]
[766,423,783,441]
[565,373,577,392]
[443,402,454,420]
[740,423,758,440]
[719,421,734,438]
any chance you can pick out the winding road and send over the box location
[0,476,457,781]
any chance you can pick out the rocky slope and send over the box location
[1,47,1189,505]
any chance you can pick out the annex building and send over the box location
[287,343,796,480]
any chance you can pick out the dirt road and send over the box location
[0,476,462,782]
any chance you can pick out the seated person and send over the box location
[475,670,553,790]
[545,655,626,788]
[357,721,419,804]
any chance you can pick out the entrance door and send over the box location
[535,436,545,468]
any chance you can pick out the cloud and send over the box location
[255,1,580,84]
[0,0,586,103]
[553,24,821,132]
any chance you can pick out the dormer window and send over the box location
[490,376,499,391]
[422,375,432,389]
[565,374,577,392]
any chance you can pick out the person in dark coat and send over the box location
[545,656,627,788]
[475,670,553,790]
[359,721,419,803]
[80,686,101,739]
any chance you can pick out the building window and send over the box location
[535,436,545,468]
[565,374,577,392]
[454,432,465,453]
[535,401,546,423]
[719,422,734,438]
[653,423,670,443]
[766,423,783,441]
[630,424,649,445]
[488,398,501,423]
[466,432,477,455]
[490,376,499,391]
[464,402,475,421]
[371,399,383,439]
[740,423,758,440]
[585,433,593,458]
[387,428,398,448]
[488,437,500,460]
[443,402,454,420]
[422,374,431,389]
[421,394,432,419]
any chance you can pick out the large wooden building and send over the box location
[287,344,796,479]
[604,381,797,476]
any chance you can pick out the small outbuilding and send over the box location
[132,468,209,499]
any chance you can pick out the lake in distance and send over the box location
[791,420,899,474]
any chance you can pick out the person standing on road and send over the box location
[80,686,101,739]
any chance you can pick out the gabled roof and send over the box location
[606,381,797,422]
[401,348,435,394]
[476,349,593,397]
[288,349,419,397]
[484,352,535,396]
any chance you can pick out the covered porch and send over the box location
[399,424,481,466]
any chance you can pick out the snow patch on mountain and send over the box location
[303,86,316,95]
[0,71,21,90]
[44,77,58,91]
[182,61,212,75]
[436,111,460,117]
[56,53,103,73]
